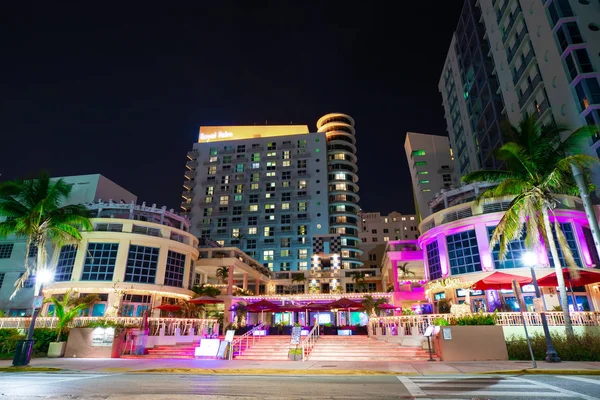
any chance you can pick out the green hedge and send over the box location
[0,328,62,359]
[506,333,600,361]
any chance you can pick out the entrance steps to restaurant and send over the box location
[233,335,293,361]
[307,336,434,362]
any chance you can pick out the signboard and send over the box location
[224,330,235,343]
[91,327,115,347]
[32,296,44,309]
[195,339,221,357]
[217,341,229,359]
[290,326,302,345]
[442,327,452,341]
[198,125,309,143]
[424,325,435,337]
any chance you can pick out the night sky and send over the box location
[1,2,461,215]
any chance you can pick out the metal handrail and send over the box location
[228,323,264,361]
[301,324,320,362]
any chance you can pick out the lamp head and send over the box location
[521,251,537,267]
[36,269,54,285]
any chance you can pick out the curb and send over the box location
[0,367,62,373]
[477,369,600,375]
[128,368,413,376]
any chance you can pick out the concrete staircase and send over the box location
[233,335,292,361]
[307,336,435,361]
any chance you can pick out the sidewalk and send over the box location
[1,358,600,375]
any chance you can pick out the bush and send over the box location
[433,317,450,326]
[455,312,497,326]
[506,332,600,361]
[0,328,60,359]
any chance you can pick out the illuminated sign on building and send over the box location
[198,125,310,143]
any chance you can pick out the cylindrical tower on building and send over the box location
[317,113,363,269]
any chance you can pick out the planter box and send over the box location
[434,325,508,361]
[322,326,337,335]
[288,353,302,361]
[355,326,368,335]
[47,342,66,358]
[64,328,125,358]
[282,326,292,335]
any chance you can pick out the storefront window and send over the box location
[487,226,526,269]
[447,230,482,275]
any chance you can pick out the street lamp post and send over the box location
[522,252,561,362]
[12,269,54,366]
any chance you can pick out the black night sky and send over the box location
[1,2,461,215]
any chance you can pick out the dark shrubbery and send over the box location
[506,332,600,361]
[0,328,61,359]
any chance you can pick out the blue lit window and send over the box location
[55,245,77,282]
[125,245,159,284]
[549,222,582,267]
[487,226,526,269]
[164,250,186,288]
[82,243,119,281]
[447,230,482,275]
[427,241,442,280]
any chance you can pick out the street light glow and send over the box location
[521,251,537,267]
[36,269,54,285]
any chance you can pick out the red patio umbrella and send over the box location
[471,271,532,290]
[188,296,224,304]
[155,304,182,312]
[535,268,600,287]
[377,303,396,310]
[246,299,279,311]
[325,298,362,310]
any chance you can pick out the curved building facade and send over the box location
[317,113,363,269]
[43,201,199,318]
[418,193,600,313]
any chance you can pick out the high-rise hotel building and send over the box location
[182,113,362,281]
[440,0,600,179]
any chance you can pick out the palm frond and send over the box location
[557,125,597,155]
[554,220,577,269]
[490,195,527,260]
[461,170,519,184]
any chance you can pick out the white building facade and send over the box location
[0,174,137,315]
[404,132,458,220]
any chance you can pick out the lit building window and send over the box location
[220,196,229,205]
[248,227,257,235]
[263,250,274,261]
[412,149,426,156]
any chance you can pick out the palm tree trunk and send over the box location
[542,205,574,337]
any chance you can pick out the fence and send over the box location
[369,312,600,336]
[0,317,217,337]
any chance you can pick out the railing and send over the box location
[369,312,600,336]
[301,324,320,361]
[229,323,264,361]
[0,317,217,337]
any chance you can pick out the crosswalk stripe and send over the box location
[397,376,426,396]
[512,376,600,400]
[423,390,573,397]
[418,383,538,388]
[556,376,600,386]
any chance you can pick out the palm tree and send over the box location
[291,274,306,293]
[216,266,229,284]
[360,295,386,317]
[352,272,367,292]
[397,262,415,280]
[462,117,597,337]
[46,291,99,342]
[192,284,221,297]
[0,172,92,354]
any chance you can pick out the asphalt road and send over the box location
[0,372,599,399]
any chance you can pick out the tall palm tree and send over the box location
[216,266,229,284]
[463,117,596,337]
[0,173,92,296]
